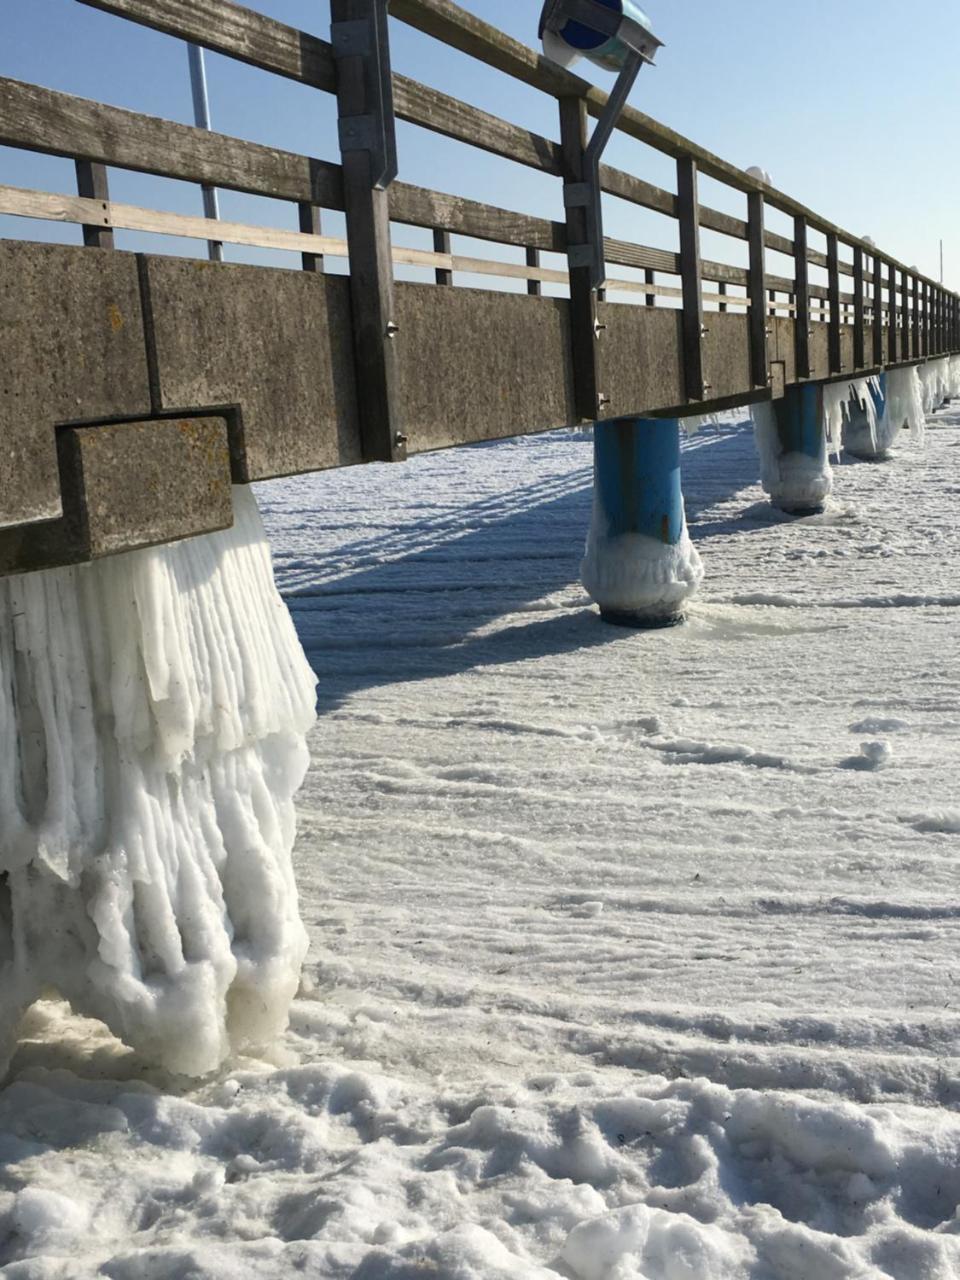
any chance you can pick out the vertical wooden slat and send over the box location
[74,159,114,249]
[676,156,705,400]
[827,231,841,373]
[718,280,727,312]
[746,190,767,388]
[916,275,926,360]
[559,95,600,422]
[298,202,324,273]
[922,281,929,357]
[888,261,898,363]
[433,228,453,286]
[644,267,655,307]
[768,288,776,319]
[852,246,865,369]
[793,215,810,379]
[332,0,403,462]
[872,257,884,366]
[526,247,542,297]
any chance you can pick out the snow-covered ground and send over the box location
[1,409,959,1278]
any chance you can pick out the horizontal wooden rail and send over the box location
[0,180,755,309]
[389,0,945,292]
[75,0,863,285]
[0,77,345,207]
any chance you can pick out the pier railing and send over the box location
[1,0,958,572]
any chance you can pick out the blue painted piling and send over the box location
[588,416,690,628]
[769,383,830,513]
[595,416,683,547]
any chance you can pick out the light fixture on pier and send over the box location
[538,1,663,291]
[539,0,662,71]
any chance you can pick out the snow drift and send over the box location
[0,487,316,1078]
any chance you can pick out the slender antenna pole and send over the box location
[188,44,224,263]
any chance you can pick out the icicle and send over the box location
[821,382,852,461]
[880,366,926,450]
[0,487,316,1078]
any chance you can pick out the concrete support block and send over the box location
[0,417,233,577]
[0,242,152,530]
[580,417,703,628]
[140,257,362,481]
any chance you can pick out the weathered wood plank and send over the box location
[77,0,338,89]
[390,183,563,251]
[0,78,344,206]
[0,183,343,256]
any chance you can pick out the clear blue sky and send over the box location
[2,0,958,292]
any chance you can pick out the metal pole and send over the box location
[187,44,224,263]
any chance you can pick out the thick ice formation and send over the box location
[751,401,833,511]
[918,355,958,413]
[0,487,316,1078]
[878,366,926,451]
[581,499,704,622]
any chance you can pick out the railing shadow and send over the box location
[258,424,761,713]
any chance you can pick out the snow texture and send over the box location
[581,498,704,620]
[2,405,960,1278]
[0,487,316,1079]
[751,401,833,510]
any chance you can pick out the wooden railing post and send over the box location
[74,159,114,249]
[432,228,453,285]
[298,203,324,272]
[873,257,884,367]
[888,261,898,363]
[331,0,404,462]
[793,215,810,379]
[827,231,841,373]
[525,247,542,297]
[922,281,929,357]
[746,190,767,388]
[853,245,865,369]
[643,267,656,307]
[559,95,601,422]
[676,156,705,400]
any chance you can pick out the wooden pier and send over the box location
[1,0,958,575]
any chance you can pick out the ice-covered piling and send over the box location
[581,417,703,627]
[752,384,834,514]
[843,367,926,459]
[0,487,316,1078]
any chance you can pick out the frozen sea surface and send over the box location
[1,411,959,1277]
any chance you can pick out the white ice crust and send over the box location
[581,496,704,620]
[0,487,316,1078]
[751,401,833,511]
[918,354,960,414]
